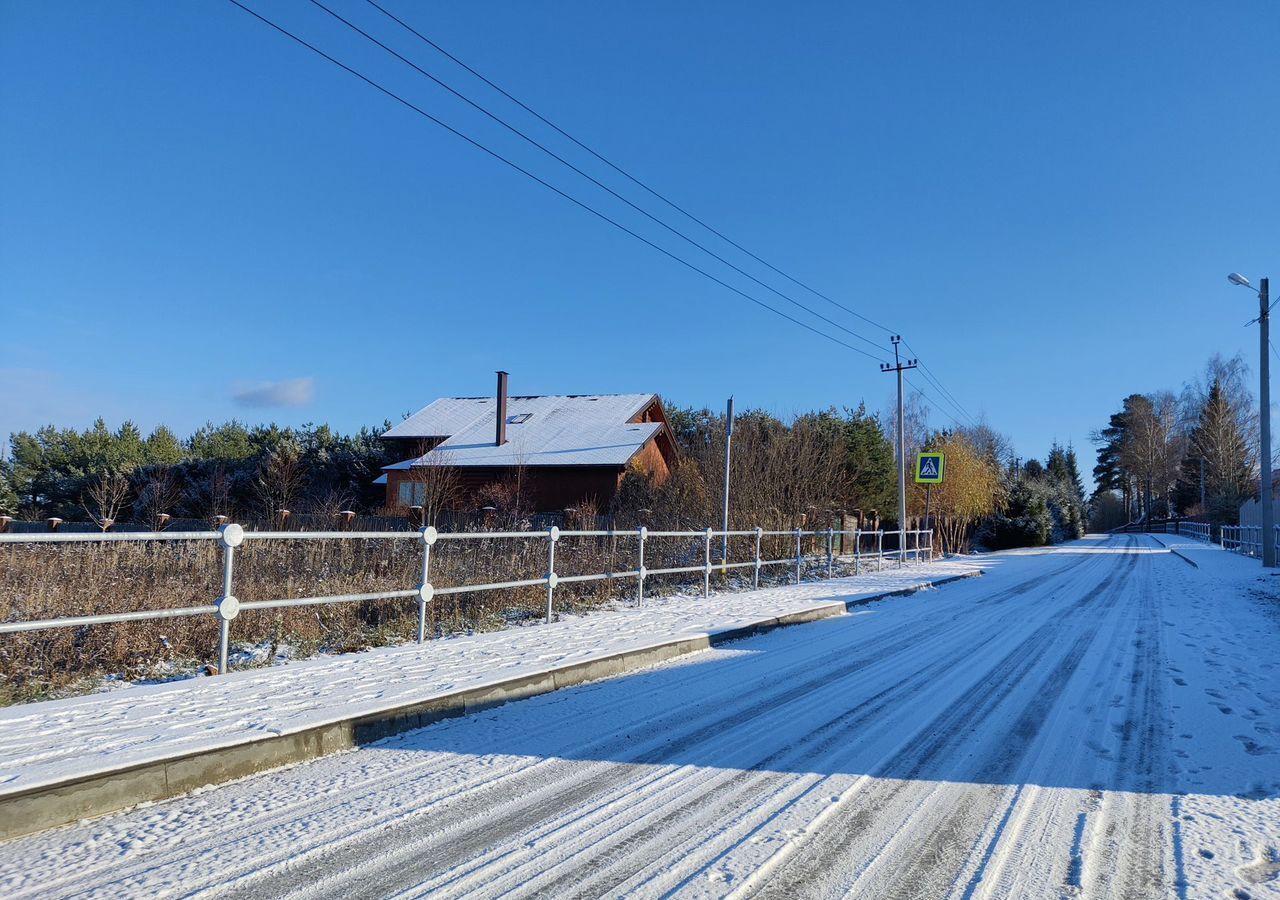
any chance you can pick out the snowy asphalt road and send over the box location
[2,534,1278,898]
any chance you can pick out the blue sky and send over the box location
[2,0,1277,472]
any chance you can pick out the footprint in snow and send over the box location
[1173,677,1188,686]
[1217,704,1235,715]
[1233,736,1275,756]
[1238,845,1280,884]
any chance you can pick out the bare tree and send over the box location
[82,472,131,531]
[402,447,461,526]
[204,463,233,522]
[254,444,306,525]
[1121,392,1184,520]
[137,466,181,529]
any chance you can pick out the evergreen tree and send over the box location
[0,456,17,515]
[145,425,185,466]
[842,404,896,515]
[1178,378,1253,523]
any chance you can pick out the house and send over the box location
[378,372,678,514]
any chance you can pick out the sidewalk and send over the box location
[0,560,980,839]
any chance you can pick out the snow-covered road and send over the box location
[2,534,1277,898]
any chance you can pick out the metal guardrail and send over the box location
[1176,521,1212,542]
[0,524,935,675]
[1219,524,1279,559]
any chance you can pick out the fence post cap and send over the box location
[755,526,763,536]
[548,525,560,542]
[417,582,434,603]
[218,523,244,548]
[638,525,647,539]
[419,525,438,546]
[215,595,240,621]
[547,572,559,587]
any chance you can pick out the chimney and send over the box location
[496,370,509,446]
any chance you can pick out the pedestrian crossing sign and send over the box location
[915,452,944,484]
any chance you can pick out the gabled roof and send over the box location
[383,393,663,468]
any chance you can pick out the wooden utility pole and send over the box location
[881,336,917,565]
[1259,278,1273,566]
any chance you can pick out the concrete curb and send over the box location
[1168,548,1199,568]
[1143,533,1201,568]
[0,570,982,842]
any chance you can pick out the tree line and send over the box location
[1,400,1087,551]
[1091,354,1256,529]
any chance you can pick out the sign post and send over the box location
[914,452,945,546]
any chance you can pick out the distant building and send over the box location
[378,372,677,514]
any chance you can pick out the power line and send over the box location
[302,0,888,357]
[905,375,971,430]
[363,0,897,340]
[359,1,983,425]
[222,0,887,362]
[901,341,980,428]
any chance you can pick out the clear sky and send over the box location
[2,0,1277,472]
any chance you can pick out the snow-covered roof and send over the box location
[383,393,663,468]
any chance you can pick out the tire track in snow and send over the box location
[13,569,1020,899]
[0,539,1125,900]
[216,544,1112,899]
[743,536,1141,898]
[1084,541,1176,899]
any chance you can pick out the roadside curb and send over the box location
[1143,533,1201,567]
[0,570,981,842]
[1168,548,1199,568]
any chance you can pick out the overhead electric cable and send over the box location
[905,376,971,430]
[363,0,897,339]
[363,0,979,426]
[901,343,980,428]
[901,340,979,423]
[303,0,886,355]
[222,0,888,362]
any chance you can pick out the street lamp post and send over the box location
[1230,272,1273,567]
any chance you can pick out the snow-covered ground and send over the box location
[2,534,1278,898]
[0,558,972,796]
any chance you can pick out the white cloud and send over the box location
[231,377,315,409]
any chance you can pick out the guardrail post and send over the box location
[753,526,762,588]
[215,523,244,675]
[877,530,883,568]
[794,528,802,584]
[636,526,647,606]
[703,527,712,599]
[546,526,559,624]
[417,526,437,643]
[826,528,834,578]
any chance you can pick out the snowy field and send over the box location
[2,534,1278,898]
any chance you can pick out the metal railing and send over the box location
[1219,524,1279,558]
[0,525,934,675]
[1175,521,1212,542]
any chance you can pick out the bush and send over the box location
[976,483,1053,549]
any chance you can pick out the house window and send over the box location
[507,413,532,424]
[399,482,427,506]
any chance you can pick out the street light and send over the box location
[1230,271,1273,567]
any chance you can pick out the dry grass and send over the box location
[0,531,830,705]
